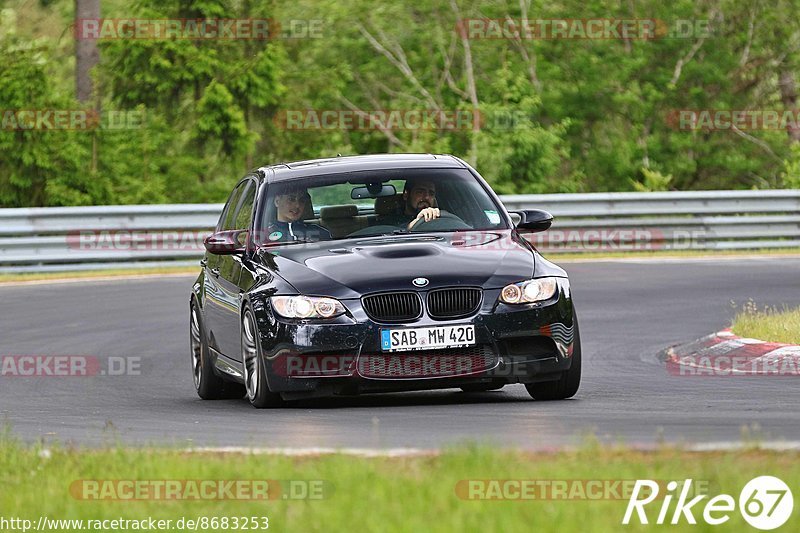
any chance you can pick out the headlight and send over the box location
[271,296,346,319]
[500,278,559,304]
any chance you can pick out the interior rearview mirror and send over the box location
[351,184,397,199]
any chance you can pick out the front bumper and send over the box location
[252,285,576,399]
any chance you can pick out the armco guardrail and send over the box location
[0,190,798,272]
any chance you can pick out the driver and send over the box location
[264,186,331,243]
[381,178,442,230]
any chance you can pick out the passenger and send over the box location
[264,186,331,243]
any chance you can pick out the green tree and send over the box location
[99,0,286,202]
[0,34,93,206]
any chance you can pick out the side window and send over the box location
[233,181,256,231]
[218,183,245,231]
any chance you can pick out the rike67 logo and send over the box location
[622,476,793,530]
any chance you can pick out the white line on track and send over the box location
[186,442,800,456]
[684,441,800,452]
[186,447,437,458]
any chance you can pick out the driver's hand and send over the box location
[408,207,440,229]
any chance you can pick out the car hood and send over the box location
[257,230,538,299]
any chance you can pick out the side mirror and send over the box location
[204,229,247,255]
[510,209,553,232]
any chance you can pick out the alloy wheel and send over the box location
[242,311,259,401]
[190,305,203,389]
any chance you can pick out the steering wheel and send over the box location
[409,210,471,231]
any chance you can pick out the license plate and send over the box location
[381,325,475,352]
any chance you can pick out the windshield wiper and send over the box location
[257,239,314,249]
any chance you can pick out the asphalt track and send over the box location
[2,257,799,450]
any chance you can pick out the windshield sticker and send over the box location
[484,210,501,224]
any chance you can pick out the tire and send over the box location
[191,299,244,400]
[241,309,284,409]
[460,384,504,393]
[526,315,582,401]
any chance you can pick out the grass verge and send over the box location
[1,437,798,532]
[732,302,800,344]
[0,266,197,284]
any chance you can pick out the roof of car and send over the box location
[257,154,467,182]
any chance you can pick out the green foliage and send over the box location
[631,168,674,192]
[195,81,253,157]
[2,0,800,206]
[0,36,90,206]
[95,0,286,203]
[781,143,800,189]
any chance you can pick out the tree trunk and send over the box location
[779,70,800,143]
[75,0,100,102]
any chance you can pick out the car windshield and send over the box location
[254,168,509,245]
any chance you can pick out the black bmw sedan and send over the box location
[190,154,580,408]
